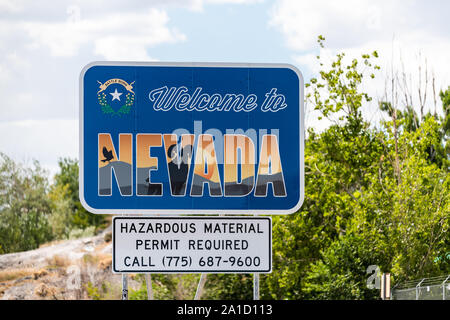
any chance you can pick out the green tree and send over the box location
[439,87,449,167]
[290,40,448,299]
[262,38,384,300]
[203,37,449,300]
[203,38,384,300]
[48,183,73,239]
[0,153,54,253]
[50,158,106,232]
[203,274,253,300]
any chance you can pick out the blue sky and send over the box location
[0,0,448,175]
[156,3,290,63]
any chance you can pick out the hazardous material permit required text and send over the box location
[112,217,272,273]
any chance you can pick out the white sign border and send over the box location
[112,216,272,274]
[79,61,304,215]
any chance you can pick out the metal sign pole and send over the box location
[121,212,128,301]
[146,274,154,300]
[253,273,260,300]
[253,213,260,300]
[144,213,154,301]
[122,274,128,300]
[194,273,208,300]
[194,213,225,300]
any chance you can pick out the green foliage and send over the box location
[129,274,198,300]
[203,37,449,300]
[303,232,390,299]
[371,116,449,279]
[307,36,379,125]
[98,92,134,116]
[128,276,149,300]
[47,183,72,239]
[278,38,448,299]
[0,155,107,254]
[50,158,106,232]
[0,153,54,253]
[258,38,384,300]
[86,282,102,300]
[203,274,253,300]
[68,226,96,239]
[439,87,450,164]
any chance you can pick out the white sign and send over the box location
[112,217,272,273]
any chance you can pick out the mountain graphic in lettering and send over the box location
[190,174,223,196]
[224,175,255,195]
[99,161,132,195]
[222,172,285,196]
[137,167,158,195]
[254,172,286,196]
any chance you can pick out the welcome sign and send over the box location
[79,62,304,214]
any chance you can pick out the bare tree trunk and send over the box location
[432,71,437,117]
[391,47,401,185]
[417,53,428,120]
[392,106,401,185]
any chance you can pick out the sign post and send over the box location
[121,274,128,300]
[194,274,207,300]
[145,274,153,300]
[253,273,260,300]
[79,62,304,298]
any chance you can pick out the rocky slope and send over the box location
[0,226,140,300]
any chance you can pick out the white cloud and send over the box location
[0,2,190,173]
[270,0,450,127]
[205,0,263,4]
[0,0,23,12]
[0,5,187,122]
[270,0,376,51]
[188,0,264,12]
[0,52,28,84]
[0,119,78,176]
[23,8,186,60]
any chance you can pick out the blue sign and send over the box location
[79,62,304,214]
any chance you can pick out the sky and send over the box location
[0,0,449,176]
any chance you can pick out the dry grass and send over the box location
[33,269,48,280]
[81,253,96,265]
[0,268,55,298]
[103,232,112,243]
[0,282,14,297]
[34,283,58,298]
[0,268,36,282]
[38,239,66,249]
[46,255,72,268]
[81,252,112,270]
[98,255,112,270]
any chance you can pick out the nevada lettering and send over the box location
[97,133,287,198]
